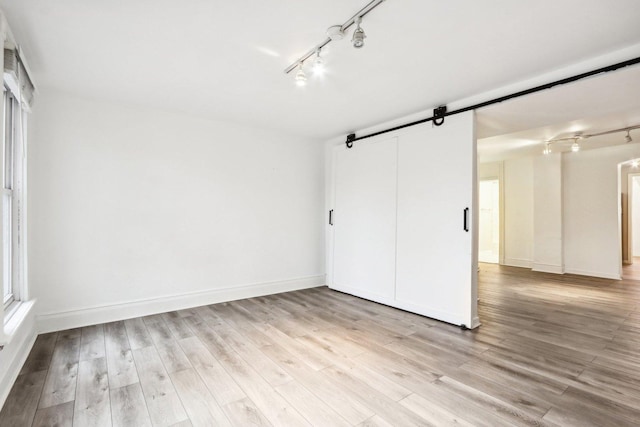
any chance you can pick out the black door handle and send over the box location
[329,209,333,226]
[463,207,469,232]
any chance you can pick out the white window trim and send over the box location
[0,22,34,346]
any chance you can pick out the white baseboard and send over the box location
[564,268,621,280]
[503,258,533,268]
[532,263,564,274]
[0,309,37,410]
[37,275,325,333]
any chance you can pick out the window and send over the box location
[3,86,19,310]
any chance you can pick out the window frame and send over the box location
[2,84,22,315]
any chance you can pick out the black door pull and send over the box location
[329,209,334,226]
[463,207,469,232]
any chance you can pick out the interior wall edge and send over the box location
[36,275,325,334]
[0,312,37,411]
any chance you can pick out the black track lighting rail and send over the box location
[344,56,640,148]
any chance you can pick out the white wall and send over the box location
[503,156,534,268]
[29,91,325,331]
[533,154,564,273]
[563,143,640,279]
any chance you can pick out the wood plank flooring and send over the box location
[2,263,640,426]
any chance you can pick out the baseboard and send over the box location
[0,310,37,410]
[37,275,325,333]
[564,269,621,280]
[532,263,564,274]
[503,258,532,269]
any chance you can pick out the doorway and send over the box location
[478,179,500,264]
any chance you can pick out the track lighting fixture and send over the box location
[352,17,366,48]
[283,0,386,86]
[543,124,639,154]
[294,63,307,87]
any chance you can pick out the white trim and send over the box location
[564,268,621,281]
[503,257,533,268]
[37,275,325,333]
[0,302,37,410]
[532,263,564,274]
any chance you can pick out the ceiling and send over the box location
[2,0,640,142]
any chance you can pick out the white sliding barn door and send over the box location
[332,137,398,301]
[395,111,478,327]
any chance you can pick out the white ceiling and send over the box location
[2,0,640,141]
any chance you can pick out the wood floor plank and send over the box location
[275,380,351,427]
[39,329,81,408]
[80,324,106,361]
[155,340,192,374]
[110,383,152,427]
[104,321,139,389]
[73,357,111,427]
[32,401,74,427]
[177,336,246,405]
[124,318,153,350]
[170,368,232,427]
[399,393,475,427]
[222,397,273,427]
[0,371,46,427]
[132,346,188,426]
[19,332,58,375]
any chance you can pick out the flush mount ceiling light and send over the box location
[352,17,366,48]
[284,0,386,86]
[544,124,639,154]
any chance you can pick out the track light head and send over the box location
[543,143,551,155]
[295,63,307,87]
[571,140,580,152]
[626,130,633,143]
[352,17,366,48]
[312,49,324,75]
[632,159,639,168]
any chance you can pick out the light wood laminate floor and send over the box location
[2,264,640,426]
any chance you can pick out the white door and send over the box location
[332,137,397,301]
[395,111,478,327]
